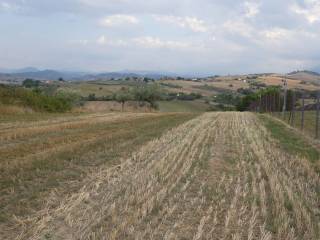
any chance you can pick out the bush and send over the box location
[236,86,281,112]
[113,87,132,111]
[165,92,202,101]
[0,85,72,112]
[213,93,240,106]
[87,93,96,101]
[22,79,41,88]
[132,84,162,108]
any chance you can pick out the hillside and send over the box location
[287,70,320,84]
[0,69,171,82]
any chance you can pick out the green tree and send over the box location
[132,84,162,109]
[88,93,96,101]
[113,87,132,111]
[22,79,40,88]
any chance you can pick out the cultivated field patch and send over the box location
[3,112,318,239]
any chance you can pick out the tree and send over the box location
[236,86,281,112]
[22,79,40,88]
[88,93,96,101]
[113,87,132,111]
[132,84,162,109]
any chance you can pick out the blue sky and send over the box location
[0,0,320,75]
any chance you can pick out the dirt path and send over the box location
[8,113,320,239]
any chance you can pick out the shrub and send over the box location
[0,85,72,112]
[132,84,162,108]
[87,93,96,101]
[22,79,41,88]
[113,87,132,111]
[213,93,240,106]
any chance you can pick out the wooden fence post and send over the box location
[282,78,287,120]
[301,92,305,131]
[273,92,276,115]
[316,91,320,139]
[291,91,296,126]
[278,91,282,117]
[259,94,262,113]
[288,92,292,124]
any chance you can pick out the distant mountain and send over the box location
[0,68,176,82]
[118,70,178,79]
[287,70,320,84]
[11,67,40,73]
[11,69,87,80]
[288,70,320,76]
[311,67,320,74]
[0,67,40,74]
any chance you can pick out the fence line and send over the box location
[249,88,320,140]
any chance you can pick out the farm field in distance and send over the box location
[0,111,319,239]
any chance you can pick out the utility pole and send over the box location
[282,76,288,120]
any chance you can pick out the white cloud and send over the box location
[96,35,191,49]
[69,39,89,46]
[97,35,107,44]
[244,1,260,18]
[261,28,290,40]
[100,14,139,27]
[133,36,190,49]
[153,15,208,33]
[0,1,20,12]
[291,0,320,24]
[97,35,128,46]
[223,20,254,38]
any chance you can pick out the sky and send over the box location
[0,0,320,75]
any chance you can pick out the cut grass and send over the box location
[0,111,84,124]
[2,112,320,239]
[259,114,319,165]
[0,112,197,226]
[272,111,318,140]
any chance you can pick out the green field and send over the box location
[60,82,122,97]
[271,111,319,139]
[158,100,209,112]
[260,114,319,165]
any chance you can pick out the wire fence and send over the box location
[248,87,320,140]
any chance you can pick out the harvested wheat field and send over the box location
[1,112,320,240]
